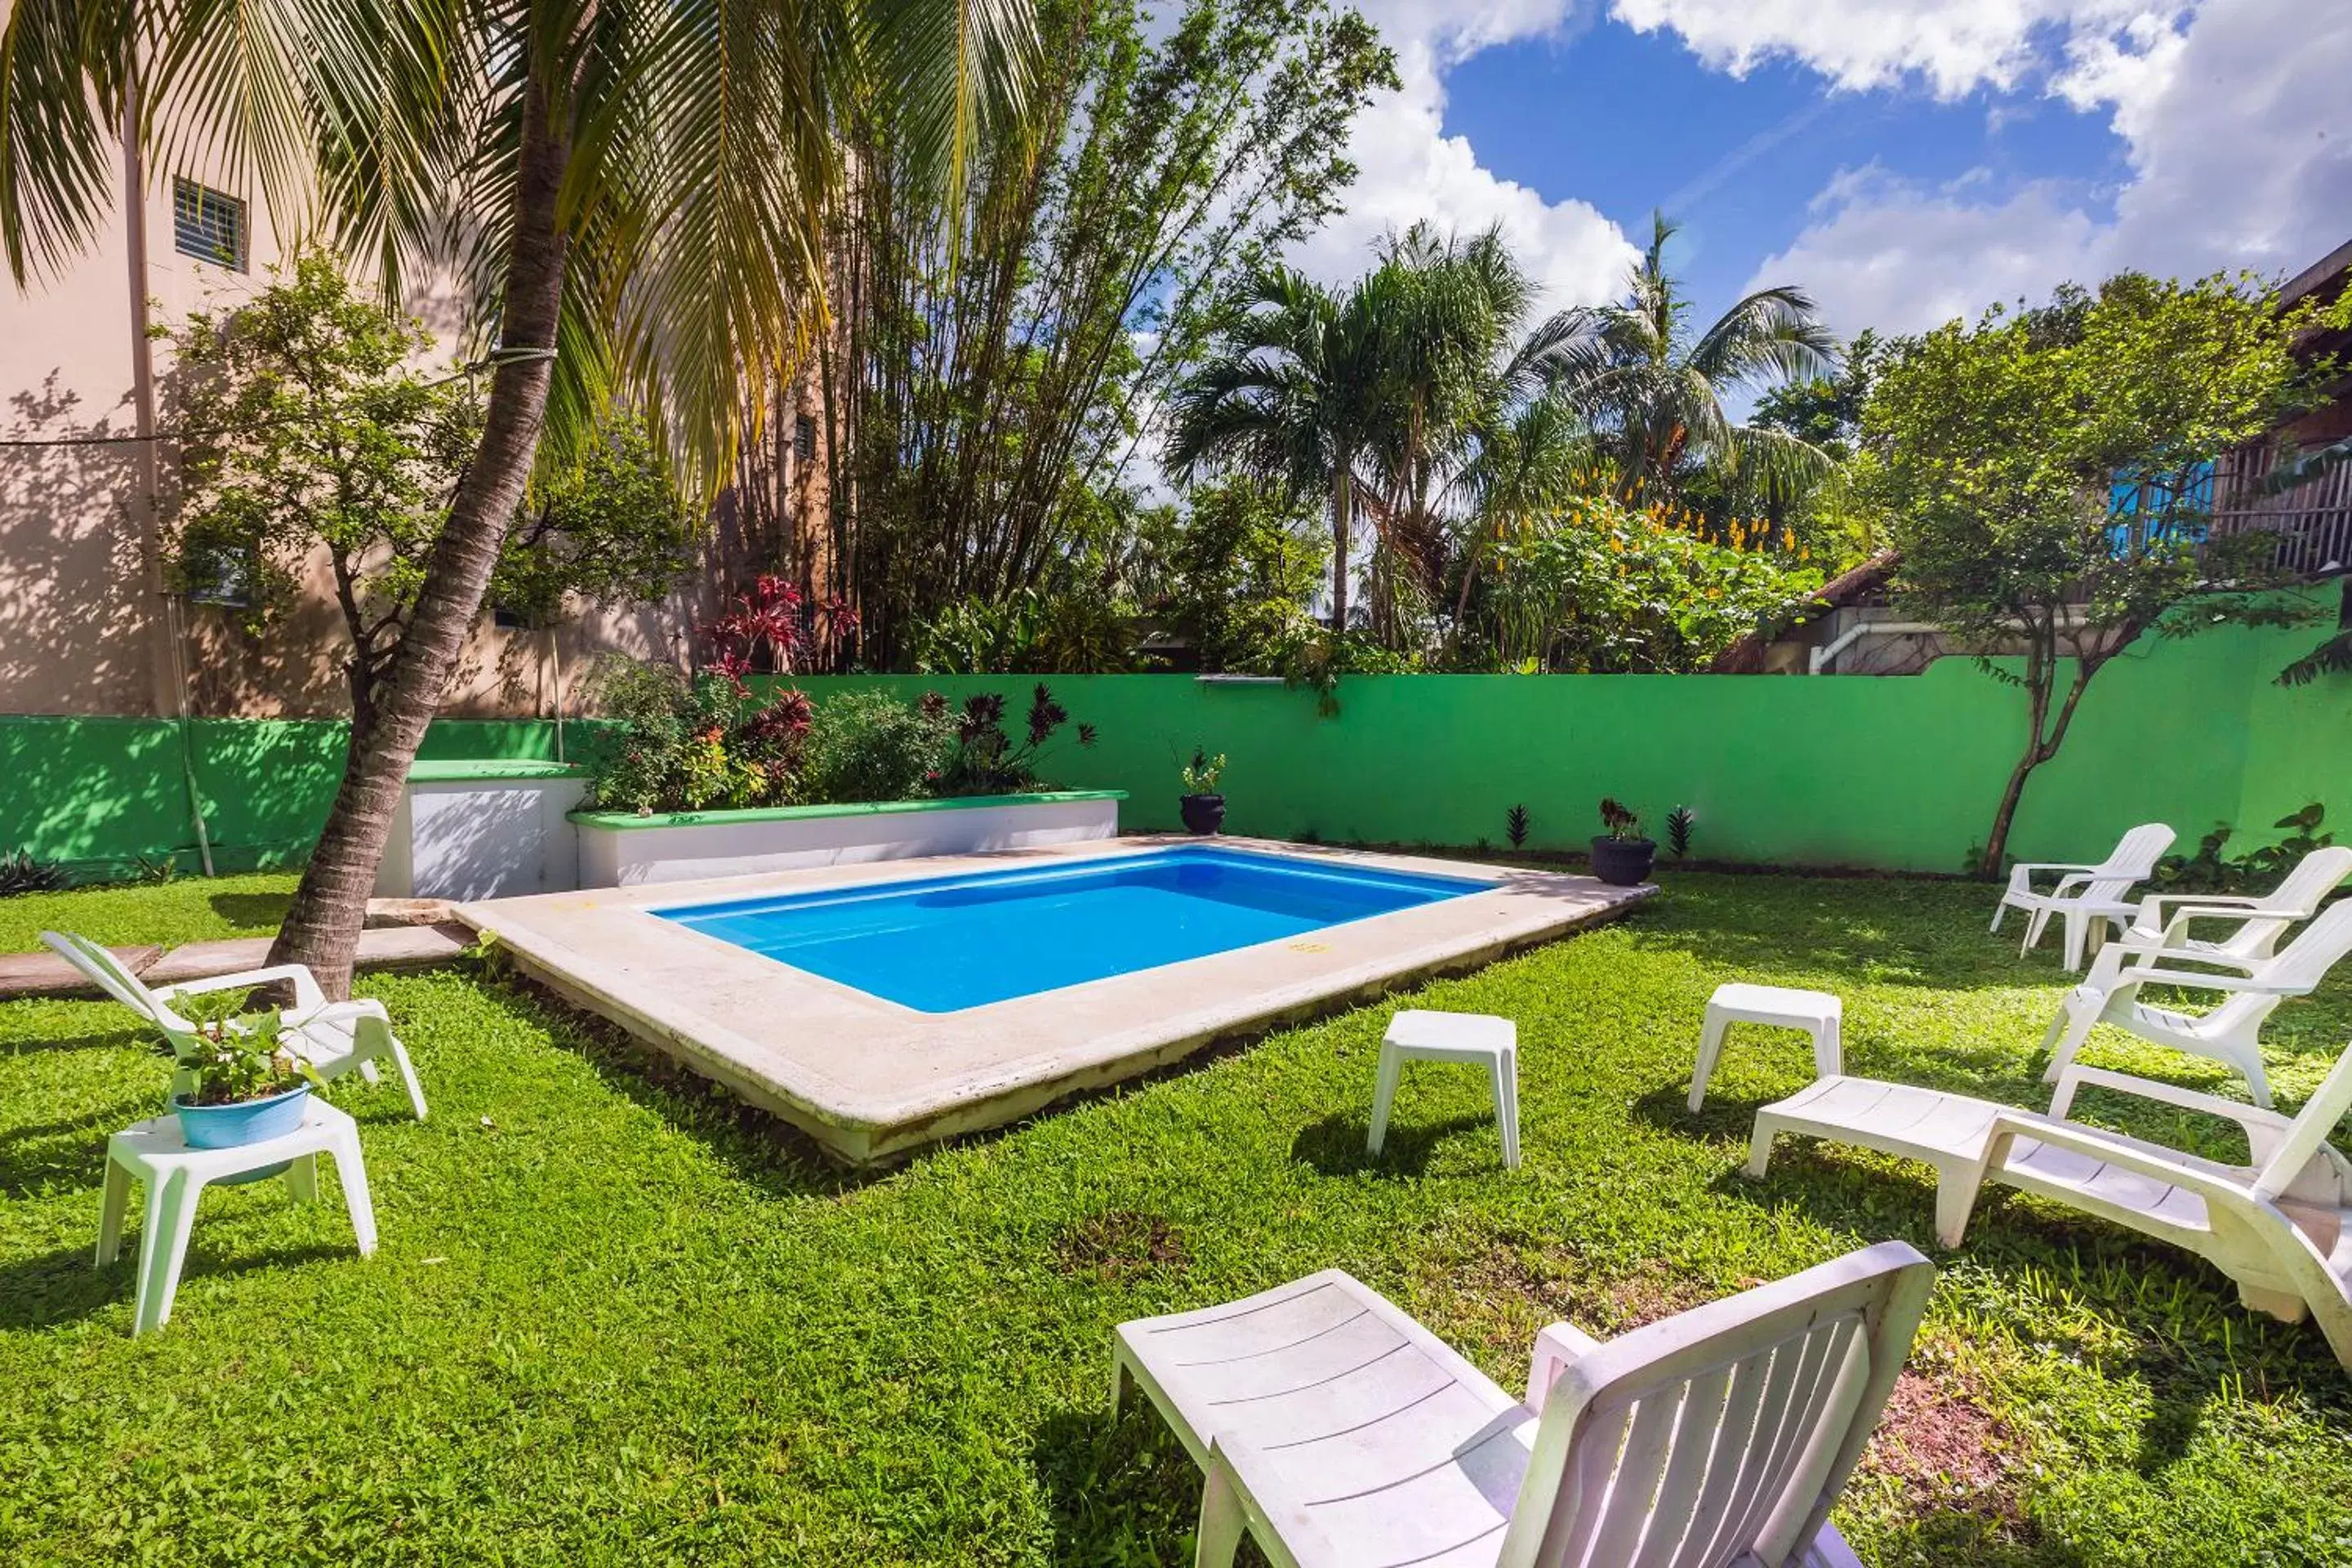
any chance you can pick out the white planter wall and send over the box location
[574,794,1121,889]
[376,768,587,901]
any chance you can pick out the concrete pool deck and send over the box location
[456,836,1653,1165]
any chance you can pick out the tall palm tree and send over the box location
[1556,212,1837,506]
[1,0,1034,995]
[1164,265,1395,634]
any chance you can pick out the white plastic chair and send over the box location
[2084,845,2352,983]
[1748,1050,2352,1370]
[1111,1242,1936,1568]
[42,930,427,1121]
[2041,899,2352,1109]
[1990,822,2175,970]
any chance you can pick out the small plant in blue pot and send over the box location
[161,1005,323,1150]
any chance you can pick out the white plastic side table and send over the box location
[1369,1009,1520,1169]
[96,1099,376,1334]
[1690,983,1842,1111]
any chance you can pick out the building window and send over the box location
[172,178,247,270]
[183,546,255,607]
[794,414,817,463]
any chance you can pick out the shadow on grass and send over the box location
[1290,1110,1496,1177]
[1031,1405,1209,1567]
[207,891,294,929]
[0,1018,149,1057]
[0,1096,150,1197]
[0,1239,353,1332]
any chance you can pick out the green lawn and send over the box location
[3,871,2350,1566]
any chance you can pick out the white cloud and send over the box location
[1609,0,2183,100]
[1742,0,2352,334]
[1290,6,1639,310]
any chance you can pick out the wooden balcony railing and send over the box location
[2211,445,2352,577]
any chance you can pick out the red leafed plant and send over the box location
[701,574,858,688]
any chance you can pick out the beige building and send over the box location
[0,136,831,722]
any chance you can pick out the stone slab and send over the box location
[1,924,472,1000]
[0,943,162,998]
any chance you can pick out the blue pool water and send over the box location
[656,846,1485,1012]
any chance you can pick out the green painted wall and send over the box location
[788,599,2348,873]
[2,590,2342,881]
[0,716,612,882]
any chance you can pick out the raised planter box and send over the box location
[376,760,587,902]
[569,791,1125,889]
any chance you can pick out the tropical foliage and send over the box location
[1861,270,2350,872]
[819,0,1393,666]
[0,0,1037,993]
[163,254,696,733]
[1482,496,1824,673]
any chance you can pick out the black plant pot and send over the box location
[1179,793,1227,835]
[1589,835,1657,886]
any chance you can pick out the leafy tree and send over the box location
[827,0,1393,665]
[1166,263,1396,635]
[163,253,479,736]
[1483,494,1824,673]
[1864,272,2348,874]
[1752,329,1885,460]
[1156,479,1325,670]
[164,254,695,733]
[490,421,693,631]
[2,0,1033,994]
[1554,212,1837,507]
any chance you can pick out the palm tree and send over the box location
[1555,212,1837,506]
[1164,265,1395,634]
[1,0,1035,995]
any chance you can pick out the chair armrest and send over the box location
[151,964,326,1010]
[283,997,390,1031]
[1527,1321,1604,1405]
[2007,862,2095,897]
[2050,1065,2287,1144]
[1205,1434,1341,1565]
[2119,964,2295,993]
[1984,1113,2221,1194]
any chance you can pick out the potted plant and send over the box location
[1589,796,1657,886]
[161,1004,323,1152]
[1179,751,1228,835]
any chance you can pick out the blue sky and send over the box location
[1285,1,2352,339]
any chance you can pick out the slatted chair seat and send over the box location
[1113,1245,1935,1568]
[1749,1049,2352,1369]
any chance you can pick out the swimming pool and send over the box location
[656,844,1486,1012]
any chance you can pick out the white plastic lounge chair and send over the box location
[1990,822,2175,970]
[1111,1241,1936,1568]
[1748,1053,2352,1369]
[2041,898,2352,1109]
[42,929,426,1121]
[2083,845,2352,981]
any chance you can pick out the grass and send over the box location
[3,871,2351,1566]
[0,871,297,954]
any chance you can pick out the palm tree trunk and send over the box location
[1330,466,1352,634]
[268,72,572,997]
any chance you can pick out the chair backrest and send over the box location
[1499,1241,1935,1568]
[2264,844,2352,913]
[2096,822,2176,880]
[2252,899,2352,994]
[2254,1035,2352,1205]
[38,930,174,1024]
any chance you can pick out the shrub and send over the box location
[804,692,956,804]
[583,659,811,813]
[0,851,67,897]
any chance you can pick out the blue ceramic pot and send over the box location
[172,1084,310,1150]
